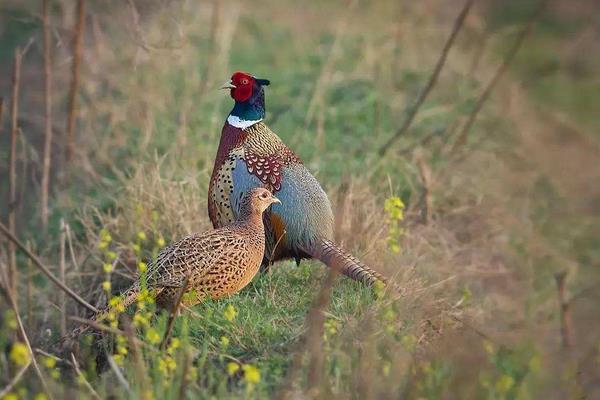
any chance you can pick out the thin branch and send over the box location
[70,353,101,400]
[59,219,67,336]
[0,221,99,313]
[377,0,474,157]
[415,154,433,224]
[0,282,53,400]
[0,360,31,399]
[160,275,190,350]
[451,0,549,152]
[107,355,132,394]
[41,0,54,230]
[555,271,574,348]
[66,0,85,164]
[8,47,22,298]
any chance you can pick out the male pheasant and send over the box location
[66,188,279,341]
[208,71,387,286]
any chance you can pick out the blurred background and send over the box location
[0,0,599,398]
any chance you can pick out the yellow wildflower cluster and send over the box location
[42,356,60,379]
[158,355,177,376]
[224,304,237,322]
[243,364,261,389]
[167,338,181,355]
[219,335,230,349]
[226,362,261,388]
[9,342,29,366]
[145,327,161,345]
[323,318,339,342]
[384,196,405,253]
[98,228,112,250]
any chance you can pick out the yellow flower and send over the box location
[133,313,148,328]
[103,263,113,273]
[146,328,161,345]
[117,345,128,356]
[156,236,166,248]
[382,360,391,377]
[98,241,109,250]
[113,354,124,366]
[137,231,147,241]
[42,356,56,369]
[100,229,112,242]
[34,394,48,400]
[495,374,515,393]
[167,337,181,355]
[109,297,125,313]
[242,364,260,384]
[102,281,111,291]
[106,251,117,261]
[138,262,148,273]
[226,362,240,376]
[220,336,230,348]
[158,356,176,375]
[3,393,18,400]
[50,369,60,379]
[223,304,237,322]
[9,342,29,366]
[132,243,141,254]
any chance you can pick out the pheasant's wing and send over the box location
[145,228,242,288]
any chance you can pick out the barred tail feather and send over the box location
[305,239,388,286]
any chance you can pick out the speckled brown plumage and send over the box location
[63,188,279,343]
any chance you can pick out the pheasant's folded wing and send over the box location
[145,228,240,288]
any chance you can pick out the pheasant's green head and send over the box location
[222,71,270,128]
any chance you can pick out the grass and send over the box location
[1,0,599,398]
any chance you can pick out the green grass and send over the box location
[1,0,599,399]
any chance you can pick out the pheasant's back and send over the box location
[208,122,333,265]
[146,223,265,308]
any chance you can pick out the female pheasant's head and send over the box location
[222,71,270,129]
[239,187,281,220]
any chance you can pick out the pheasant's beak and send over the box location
[220,80,236,90]
[271,196,281,204]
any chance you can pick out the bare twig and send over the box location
[0,360,31,399]
[160,275,190,350]
[451,0,549,152]
[0,281,53,400]
[107,355,132,393]
[555,271,574,348]
[8,47,22,298]
[0,221,99,313]
[65,0,85,164]
[59,219,67,336]
[377,0,474,157]
[70,353,101,400]
[0,97,4,133]
[41,0,54,230]
[415,154,433,224]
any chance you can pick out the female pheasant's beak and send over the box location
[271,196,281,204]
[220,80,236,90]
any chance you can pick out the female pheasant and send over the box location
[66,188,279,341]
[208,71,387,285]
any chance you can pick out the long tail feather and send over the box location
[305,239,388,286]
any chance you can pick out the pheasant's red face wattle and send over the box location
[230,71,255,102]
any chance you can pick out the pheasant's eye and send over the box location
[259,192,269,199]
[241,78,249,85]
